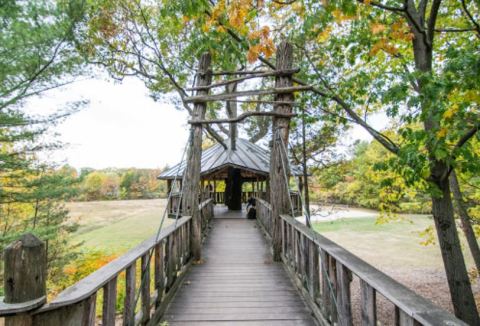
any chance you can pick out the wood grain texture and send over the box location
[161,208,316,325]
[102,276,117,326]
[123,264,136,326]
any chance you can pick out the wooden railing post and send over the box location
[102,276,118,326]
[183,52,212,262]
[3,233,46,326]
[336,261,353,326]
[308,241,319,300]
[360,279,377,326]
[270,41,295,261]
[141,254,151,325]
[123,264,136,326]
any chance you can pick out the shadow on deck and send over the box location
[161,205,317,325]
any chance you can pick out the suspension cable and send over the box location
[129,131,192,325]
[274,129,338,314]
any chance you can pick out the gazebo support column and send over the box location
[270,42,294,262]
[226,167,242,210]
[183,52,212,261]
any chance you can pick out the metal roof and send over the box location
[158,138,301,180]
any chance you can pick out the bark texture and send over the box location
[406,2,479,321]
[183,52,212,261]
[270,41,294,261]
[449,169,480,273]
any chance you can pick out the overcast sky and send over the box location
[25,76,379,170]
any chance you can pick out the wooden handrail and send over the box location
[279,214,467,326]
[1,199,216,326]
[37,216,192,313]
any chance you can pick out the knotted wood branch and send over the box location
[185,86,312,103]
[186,69,300,91]
[189,111,296,125]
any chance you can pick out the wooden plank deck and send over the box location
[161,206,317,325]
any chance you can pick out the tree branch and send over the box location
[455,123,480,150]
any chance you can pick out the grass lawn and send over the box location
[313,215,475,270]
[68,199,173,254]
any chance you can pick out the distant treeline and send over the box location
[64,166,168,201]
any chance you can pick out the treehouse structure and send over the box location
[158,137,302,212]
[0,41,466,326]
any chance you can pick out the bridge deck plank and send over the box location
[161,207,316,325]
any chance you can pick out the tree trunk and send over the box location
[226,82,238,151]
[430,165,479,325]
[449,169,480,273]
[183,52,212,261]
[408,14,479,322]
[270,42,294,261]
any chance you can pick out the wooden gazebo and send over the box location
[158,138,301,212]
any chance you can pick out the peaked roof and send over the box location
[158,138,300,180]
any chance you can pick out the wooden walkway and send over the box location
[162,206,317,325]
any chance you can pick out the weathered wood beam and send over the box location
[183,52,212,261]
[209,69,280,75]
[270,41,295,262]
[188,111,296,125]
[220,99,298,105]
[2,233,47,326]
[184,86,312,103]
[186,69,300,91]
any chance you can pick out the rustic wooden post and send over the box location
[395,307,418,326]
[336,261,353,326]
[308,241,319,300]
[141,254,151,325]
[269,41,294,261]
[183,52,212,261]
[102,276,117,326]
[123,263,136,326]
[3,233,46,326]
[360,280,376,326]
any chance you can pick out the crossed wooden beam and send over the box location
[186,68,311,125]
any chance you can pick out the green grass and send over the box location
[313,215,475,270]
[68,199,173,254]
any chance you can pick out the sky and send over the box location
[25,76,382,170]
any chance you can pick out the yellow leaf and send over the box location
[443,104,458,120]
[316,27,332,43]
[436,128,447,138]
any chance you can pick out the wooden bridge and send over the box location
[0,198,467,326]
[0,42,469,326]
[162,206,316,325]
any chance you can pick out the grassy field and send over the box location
[68,198,172,254]
[313,215,475,270]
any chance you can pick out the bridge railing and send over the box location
[255,196,465,325]
[256,198,273,238]
[279,214,466,326]
[0,198,215,326]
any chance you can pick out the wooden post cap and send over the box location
[3,233,46,303]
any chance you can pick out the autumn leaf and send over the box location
[436,128,448,138]
[371,23,386,34]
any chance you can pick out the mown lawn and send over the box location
[68,199,173,254]
[313,215,475,270]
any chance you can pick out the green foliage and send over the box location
[76,168,167,201]
[313,139,431,214]
[0,0,86,298]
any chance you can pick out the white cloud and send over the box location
[25,77,190,169]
